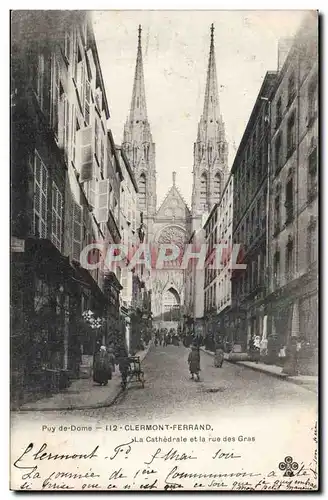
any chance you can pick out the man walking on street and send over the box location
[188,345,200,381]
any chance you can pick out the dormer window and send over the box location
[288,72,296,105]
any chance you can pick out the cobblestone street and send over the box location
[12,344,317,426]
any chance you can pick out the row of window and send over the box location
[273,147,317,236]
[196,141,227,163]
[204,285,216,312]
[204,281,231,313]
[234,144,267,219]
[205,203,232,240]
[234,191,266,251]
[121,184,137,233]
[124,143,151,164]
[273,220,317,287]
[32,149,112,279]
[274,72,317,131]
[199,171,222,208]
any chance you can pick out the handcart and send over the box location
[127,356,145,388]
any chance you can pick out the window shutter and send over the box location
[33,151,48,238]
[78,125,93,181]
[95,88,102,113]
[51,182,63,251]
[71,104,76,166]
[84,80,91,126]
[72,200,83,262]
[59,93,69,159]
[97,179,109,223]
[51,57,60,137]
[79,60,85,105]
[42,54,51,119]
[65,99,70,158]
[86,178,96,209]
[94,118,99,161]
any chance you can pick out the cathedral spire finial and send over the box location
[138,25,142,47]
[201,23,220,139]
[172,171,176,186]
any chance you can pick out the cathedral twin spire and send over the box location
[201,24,224,142]
[124,24,228,224]
[129,25,148,124]
[192,24,228,219]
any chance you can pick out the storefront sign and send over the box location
[11,237,25,253]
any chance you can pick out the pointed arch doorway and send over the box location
[161,287,181,329]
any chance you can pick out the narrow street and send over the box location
[13,344,317,424]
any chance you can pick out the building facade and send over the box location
[183,24,230,334]
[203,174,234,349]
[230,72,277,351]
[266,13,318,375]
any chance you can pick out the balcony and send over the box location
[287,145,296,160]
[307,185,318,204]
[106,208,121,244]
[307,112,317,129]
[285,205,294,226]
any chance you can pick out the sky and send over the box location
[92,10,307,208]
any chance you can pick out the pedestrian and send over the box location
[249,335,260,363]
[214,336,225,368]
[93,346,112,386]
[188,345,200,381]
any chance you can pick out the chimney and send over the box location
[277,37,293,72]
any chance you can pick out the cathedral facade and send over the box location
[122,25,228,330]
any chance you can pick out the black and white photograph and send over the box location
[10,9,318,491]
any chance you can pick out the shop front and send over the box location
[11,238,79,407]
[266,267,318,374]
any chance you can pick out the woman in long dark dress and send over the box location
[93,346,112,386]
[214,337,225,368]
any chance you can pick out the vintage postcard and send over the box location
[10,10,318,491]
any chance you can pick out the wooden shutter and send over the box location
[51,57,60,138]
[71,105,75,164]
[97,179,109,223]
[64,99,70,159]
[78,125,93,181]
[60,93,69,160]
[51,182,63,251]
[94,118,99,162]
[39,52,51,119]
[79,60,85,105]
[72,200,83,262]
[100,140,104,175]
[86,49,96,84]
[33,151,48,238]
[64,31,71,63]
[95,88,102,113]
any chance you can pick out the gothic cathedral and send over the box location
[123,25,228,330]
